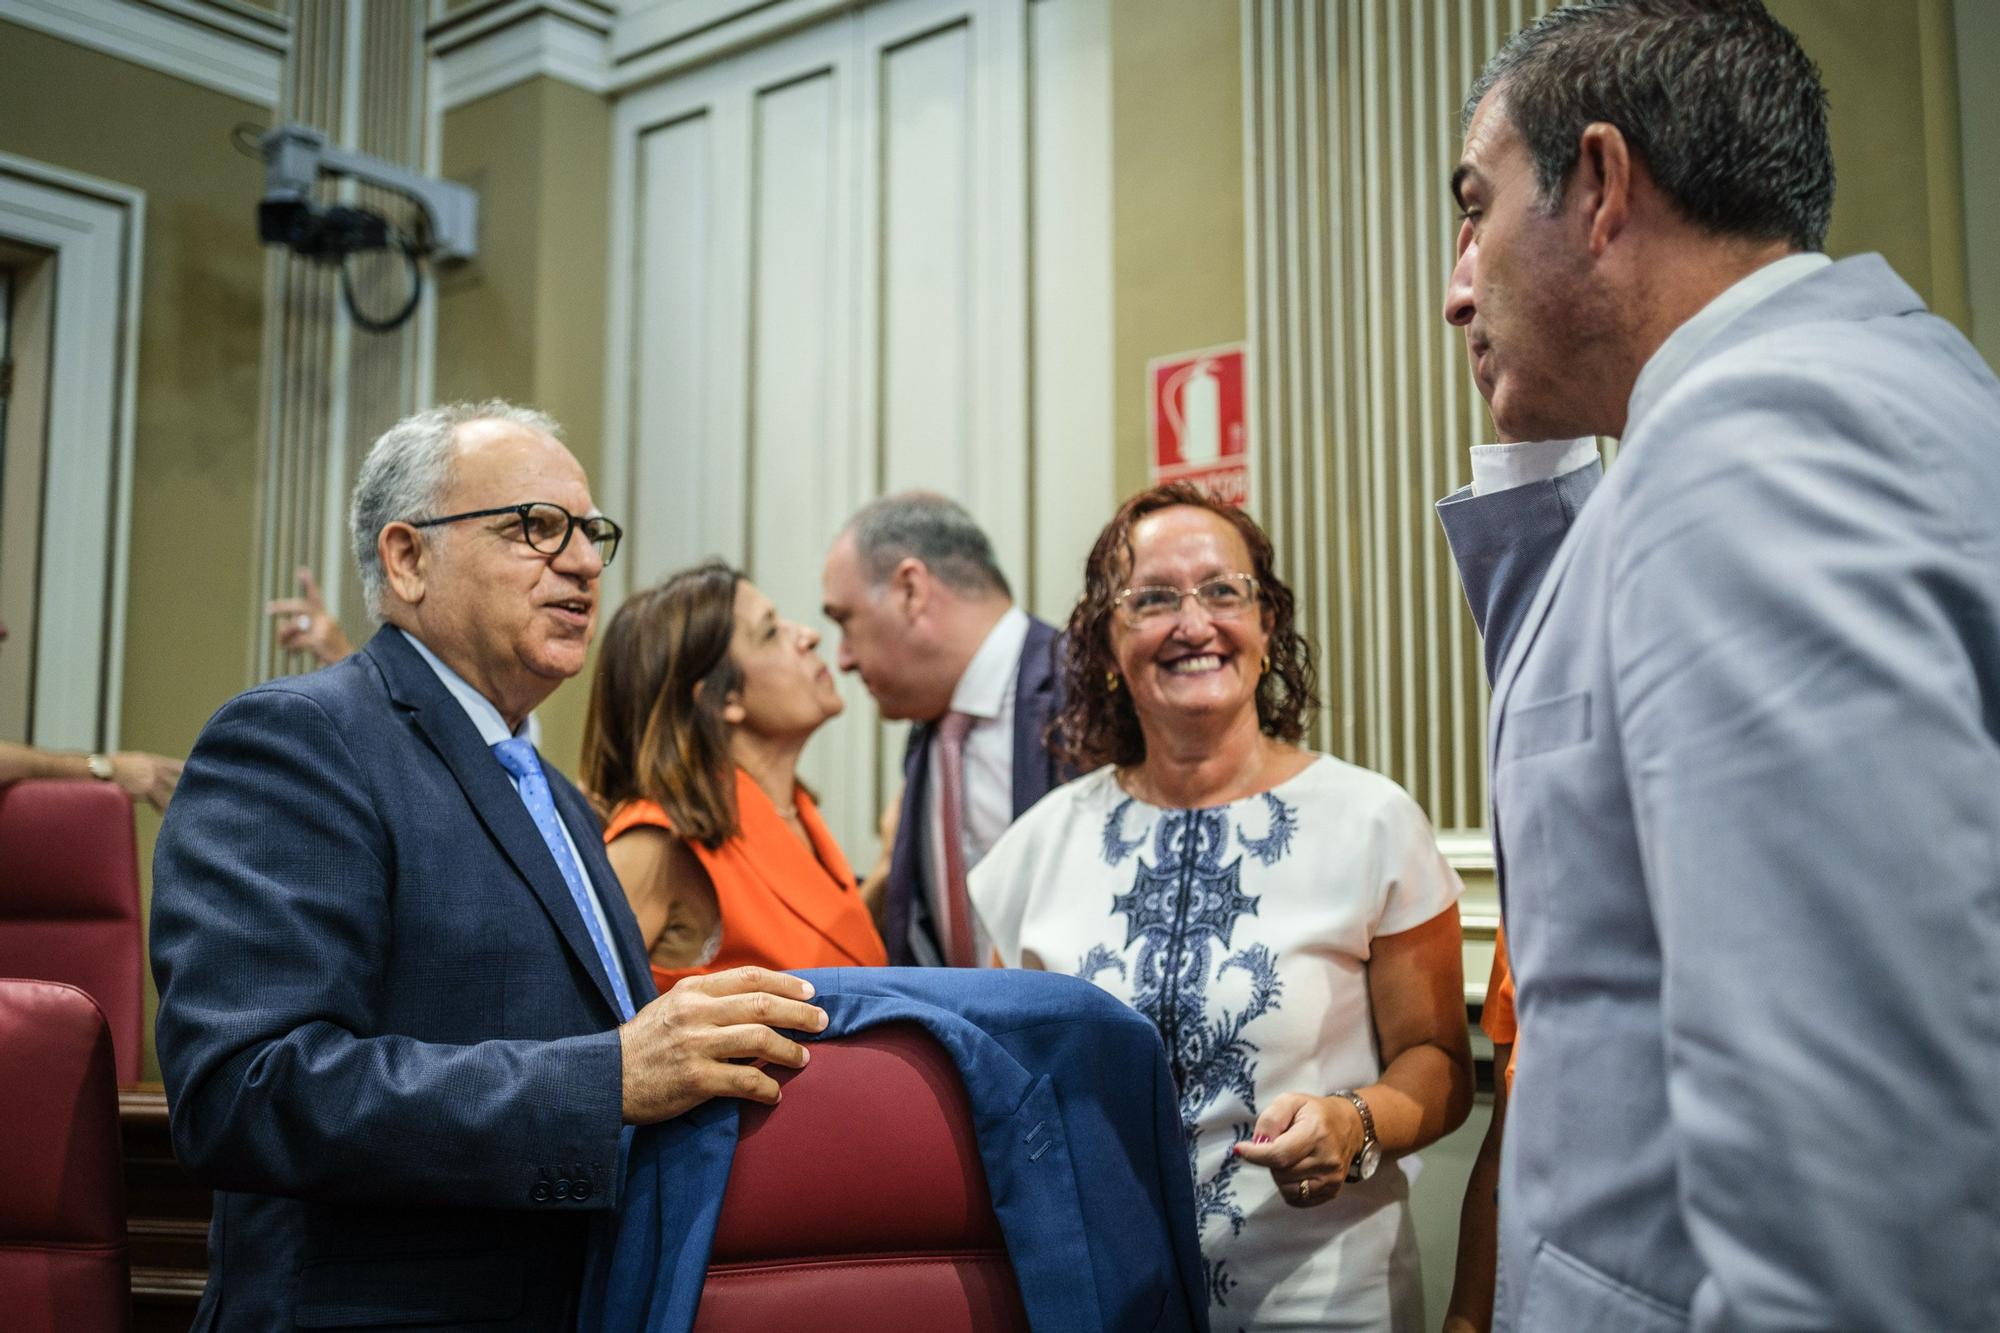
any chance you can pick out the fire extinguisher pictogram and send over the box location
[1161,357,1221,466]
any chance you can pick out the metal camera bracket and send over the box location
[258,123,478,262]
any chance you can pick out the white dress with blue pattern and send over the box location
[970,754,1462,1332]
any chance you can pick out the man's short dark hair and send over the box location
[845,492,1011,600]
[1466,0,1834,252]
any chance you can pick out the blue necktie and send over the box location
[491,737,637,1021]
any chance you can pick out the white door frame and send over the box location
[0,153,144,750]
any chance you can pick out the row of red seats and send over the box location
[1,780,140,1331]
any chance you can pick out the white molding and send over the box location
[609,0,859,91]
[0,153,145,752]
[430,0,615,109]
[1437,829,1496,873]
[0,0,285,106]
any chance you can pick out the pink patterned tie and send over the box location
[935,711,978,968]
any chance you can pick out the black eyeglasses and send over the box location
[408,502,622,566]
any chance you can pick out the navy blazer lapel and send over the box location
[1011,617,1061,816]
[884,722,936,965]
[366,629,631,1020]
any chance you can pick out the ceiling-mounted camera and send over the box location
[256,124,479,332]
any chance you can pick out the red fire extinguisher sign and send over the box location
[1147,343,1249,506]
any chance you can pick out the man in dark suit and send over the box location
[821,493,1066,967]
[151,400,825,1330]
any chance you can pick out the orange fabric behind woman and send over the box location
[605,767,887,995]
[1482,925,1518,1095]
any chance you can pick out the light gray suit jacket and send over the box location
[1438,255,2000,1332]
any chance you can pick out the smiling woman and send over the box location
[580,560,887,999]
[970,483,1474,1331]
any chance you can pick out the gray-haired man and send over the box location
[152,400,825,1328]
[821,492,1067,967]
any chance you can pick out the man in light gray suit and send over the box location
[1435,2,2000,1330]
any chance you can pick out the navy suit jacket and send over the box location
[885,615,1068,965]
[151,627,653,1330]
[579,967,1208,1333]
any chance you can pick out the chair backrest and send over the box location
[0,780,143,1084]
[694,1022,1029,1333]
[0,977,132,1332]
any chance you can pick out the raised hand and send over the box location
[267,567,354,665]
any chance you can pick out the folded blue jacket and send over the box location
[579,967,1209,1332]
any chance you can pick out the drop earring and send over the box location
[1106,671,1120,693]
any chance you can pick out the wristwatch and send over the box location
[86,753,115,782]
[1334,1089,1380,1182]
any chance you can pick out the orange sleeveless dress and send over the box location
[603,768,887,996]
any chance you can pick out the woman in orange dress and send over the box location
[580,560,887,997]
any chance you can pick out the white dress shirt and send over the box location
[924,606,1030,966]
[1470,251,1833,495]
[399,629,627,978]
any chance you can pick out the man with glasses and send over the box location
[151,400,826,1329]
[821,492,1068,968]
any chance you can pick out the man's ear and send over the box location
[380,523,429,607]
[1574,121,1632,257]
[891,556,929,622]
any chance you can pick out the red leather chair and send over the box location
[694,1022,1030,1332]
[0,978,132,1332]
[0,779,143,1085]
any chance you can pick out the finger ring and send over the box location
[1297,1179,1312,1202]
[294,614,313,632]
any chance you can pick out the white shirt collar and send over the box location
[399,628,527,745]
[1627,251,1831,430]
[948,606,1031,721]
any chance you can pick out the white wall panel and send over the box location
[876,23,973,499]
[744,66,873,844]
[1025,0,1113,623]
[607,0,1092,865]
[630,112,721,584]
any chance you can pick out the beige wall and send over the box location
[1768,0,1971,329]
[1109,0,1247,499]
[436,77,613,773]
[1106,1,1978,498]
[0,21,271,1080]
[1107,0,1968,938]
[1955,0,1999,370]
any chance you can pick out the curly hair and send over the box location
[1051,483,1317,772]
[579,560,746,847]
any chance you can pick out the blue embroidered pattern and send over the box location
[1082,794,1290,1312]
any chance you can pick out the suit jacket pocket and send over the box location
[294,1250,526,1327]
[1520,1240,1686,1333]
[1500,690,1592,763]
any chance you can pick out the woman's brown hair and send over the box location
[579,559,746,847]
[1050,483,1318,773]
